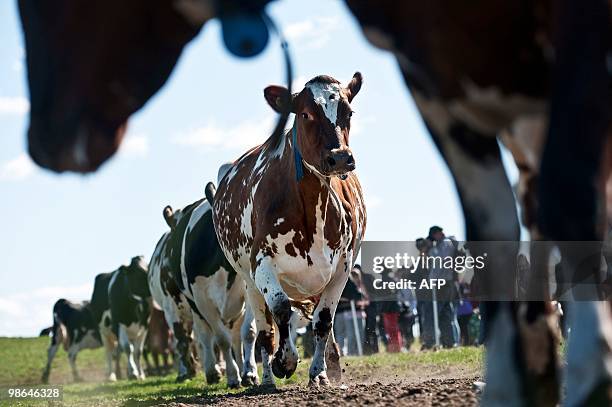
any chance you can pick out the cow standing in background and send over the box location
[41,299,102,383]
[143,307,173,375]
[212,73,366,387]
[90,256,151,381]
[108,256,151,380]
[149,193,251,388]
[149,205,199,382]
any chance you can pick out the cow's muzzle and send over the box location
[323,149,355,175]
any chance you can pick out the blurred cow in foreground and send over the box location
[41,299,101,383]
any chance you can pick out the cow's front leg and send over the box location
[254,256,299,380]
[309,260,350,388]
[100,330,117,382]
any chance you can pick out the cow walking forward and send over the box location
[212,73,366,387]
[41,299,102,383]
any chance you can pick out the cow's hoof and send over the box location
[308,372,330,388]
[41,373,50,384]
[107,373,117,382]
[271,356,296,379]
[241,373,259,387]
[259,383,277,392]
[205,370,221,385]
[227,378,241,389]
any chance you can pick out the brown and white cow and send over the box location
[211,73,366,387]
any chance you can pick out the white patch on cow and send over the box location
[274,218,285,227]
[307,82,342,125]
[180,200,212,290]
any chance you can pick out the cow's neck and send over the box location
[289,153,346,251]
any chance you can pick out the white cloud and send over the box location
[173,116,281,151]
[120,133,149,157]
[0,153,35,182]
[0,96,29,115]
[0,283,93,337]
[284,17,339,49]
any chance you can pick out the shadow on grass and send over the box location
[120,384,283,407]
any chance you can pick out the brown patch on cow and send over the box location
[256,330,274,355]
[285,243,297,257]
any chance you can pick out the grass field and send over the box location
[0,337,483,406]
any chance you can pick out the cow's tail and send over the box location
[205,182,216,205]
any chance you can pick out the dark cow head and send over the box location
[118,256,150,299]
[264,72,363,176]
[18,0,207,173]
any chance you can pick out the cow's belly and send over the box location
[189,268,245,323]
[272,242,347,300]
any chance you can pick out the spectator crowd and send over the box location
[329,225,481,356]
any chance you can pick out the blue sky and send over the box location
[0,0,519,336]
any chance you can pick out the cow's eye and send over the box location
[301,112,310,120]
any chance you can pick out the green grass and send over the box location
[0,337,483,406]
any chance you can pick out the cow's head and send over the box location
[120,256,150,299]
[18,0,206,173]
[264,72,363,177]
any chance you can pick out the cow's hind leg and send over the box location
[192,314,222,385]
[190,292,241,388]
[67,345,82,382]
[240,305,258,386]
[119,325,139,380]
[309,258,351,388]
[41,322,62,383]
[133,328,147,379]
[245,284,276,386]
[254,256,299,380]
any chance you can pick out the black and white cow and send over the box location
[90,256,151,381]
[108,256,151,380]
[149,205,199,382]
[41,299,102,383]
[149,168,253,388]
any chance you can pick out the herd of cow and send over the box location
[16,0,612,405]
[41,74,365,390]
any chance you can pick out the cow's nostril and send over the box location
[326,156,336,167]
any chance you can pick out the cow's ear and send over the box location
[264,85,295,113]
[345,72,363,103]
[163,205,176,229]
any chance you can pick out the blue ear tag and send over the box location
[221,13,270,58]
[292,123,304,181]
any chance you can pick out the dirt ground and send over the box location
[164,365,481,406]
